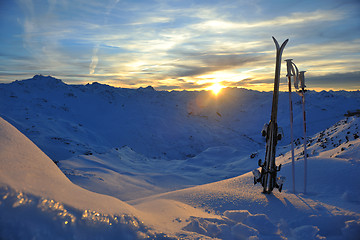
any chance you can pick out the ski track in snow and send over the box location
[1,75,360,239]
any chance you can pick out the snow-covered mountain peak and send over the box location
[12,75,66,88]
[137,85,156,92]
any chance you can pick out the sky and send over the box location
[0,0,359,91]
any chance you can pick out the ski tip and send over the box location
[272,37,279,49]
[280,39,289,50]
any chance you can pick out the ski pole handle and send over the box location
[299,71,306,90]
[285,59,294,77]
[285,59,299,88]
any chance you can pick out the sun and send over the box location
[208,83,224,95]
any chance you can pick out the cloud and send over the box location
[287,40,360,58]
[89,47,99,74]
[191,10,344,33]
[172,81,211,90]
[1,0,358,92]
[164,52,263,78]
[105,0,120,16]
[307,71,360,90]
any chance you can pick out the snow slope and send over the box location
[59,145,256,201]
[132,171,360,239]
[277,116,360,212]
[130,117,360,239]
[1,75,360,239]
[1,115,360,239]
[0,116,165,239]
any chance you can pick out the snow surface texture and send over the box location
[0,75,360,239]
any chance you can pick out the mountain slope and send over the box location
[1,75,359,162]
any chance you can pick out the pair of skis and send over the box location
[253,37,287,194]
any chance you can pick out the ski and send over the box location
[253,37,288,194]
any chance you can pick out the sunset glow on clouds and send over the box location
[0,0,359,91]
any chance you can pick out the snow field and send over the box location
[1,75,360,239]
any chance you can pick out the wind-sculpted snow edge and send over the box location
[0,185,175,240]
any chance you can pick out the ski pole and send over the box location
[285,59,297,193]
[299,71,307,194]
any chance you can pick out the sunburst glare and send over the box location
[208,83,224,95]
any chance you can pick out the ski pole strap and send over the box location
[292,62,299,89]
